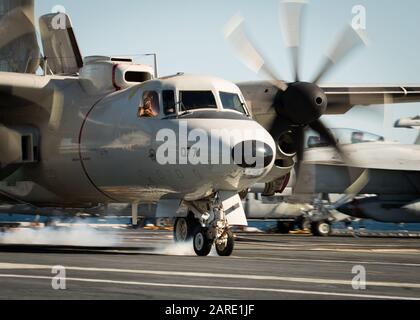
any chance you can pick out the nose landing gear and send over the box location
[173,214,200,242]
[178,193,240,257]
[215,229,235,256]
[193,228,213,256]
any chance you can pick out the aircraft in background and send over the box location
[334,117,420,223]
[243,128,385,236]
[394,116,420,144]
[294,125,420,224]
[2,0,420,255]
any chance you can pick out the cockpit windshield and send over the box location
[306,128,384,148]
[220,92,247,114]
[179,91,217,111]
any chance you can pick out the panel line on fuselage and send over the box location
[78,97,119,202]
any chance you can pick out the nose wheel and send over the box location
[215,230,235,257]
[173,215,200,242]
[193,228,213,256]
[192,227,235,257]
[182,192,241,257]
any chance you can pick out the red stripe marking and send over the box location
[112,64,122,91]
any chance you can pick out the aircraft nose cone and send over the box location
[337,201,367,219]
[231,140,274,169]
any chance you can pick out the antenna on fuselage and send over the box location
[143,53,158,78]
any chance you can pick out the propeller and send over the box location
[225,0,367,177]
[224,14,288,91]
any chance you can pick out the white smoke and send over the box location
[0,224,121,247]
[152,240,217,256]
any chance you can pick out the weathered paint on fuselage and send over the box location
[80,80,275,203]
[0,73,276,207]
[0,73,104,207]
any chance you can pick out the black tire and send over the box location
[311,221,331,237]
[277,221,293,234]
[173,215,200,242]
[216,230,235,257]
[174,217,189,242]
[193,228,213,257]
[132,217,145,229]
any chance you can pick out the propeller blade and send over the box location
[312,25,368,84]
[329,169,370,210]
[224,14,288,91]
[309,119,340,152]
[292,126,305,176]
[279,0,307,81]
[309,120,371,206]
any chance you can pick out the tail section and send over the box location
[0,0,40,73]
[394,116,420,145]
[39,13,83,75]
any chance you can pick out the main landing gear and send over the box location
[174,194,236,257]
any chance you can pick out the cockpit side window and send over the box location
[138,91,159,118]
[179,91,217,111]
[220,92,247,114]
[163,90,176,115]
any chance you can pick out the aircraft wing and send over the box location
[322,85,420,114]
[302,143,420,171]
[239,82,420,118]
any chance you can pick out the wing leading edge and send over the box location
[322,85,420,115]
[239,81,420,117]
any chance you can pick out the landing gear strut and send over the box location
[182,193,237,257]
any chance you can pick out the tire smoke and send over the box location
[0,224,121,247]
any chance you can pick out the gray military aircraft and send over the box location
[395,115,420,144]
[0,0,278,256]
[294,129,420,224]
[334,117,420,223]
[1,0,420,256]
[242,128,385,236]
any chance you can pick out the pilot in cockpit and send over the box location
[138,91,159,118]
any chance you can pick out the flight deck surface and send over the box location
[0,229,419,300]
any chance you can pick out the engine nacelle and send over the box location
[79,56,154,95]
[254,130,296,196]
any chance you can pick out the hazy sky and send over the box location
[35,0,420,143]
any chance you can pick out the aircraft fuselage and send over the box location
[0,73,276,208]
